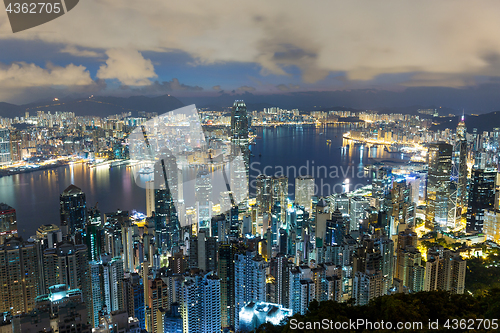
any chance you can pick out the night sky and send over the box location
[2,1,500,111]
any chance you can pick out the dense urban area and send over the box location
[0,99,499,333]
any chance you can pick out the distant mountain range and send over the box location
[0,93,497,133]
[0,95,185,118]
[431,111,500,133]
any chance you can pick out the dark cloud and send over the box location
[123,78,203,93]
[276,84,300,91]
[237,85,256,92]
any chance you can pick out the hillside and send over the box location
[256,290,500,332]
[0,94,185,118]
[431,111,500,133]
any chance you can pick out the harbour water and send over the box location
[1,124,397,238]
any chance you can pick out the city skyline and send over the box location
[0,99,498,332]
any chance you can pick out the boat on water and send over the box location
[326,139,331,144]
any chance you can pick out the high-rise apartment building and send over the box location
[218,242,237,329]
[145,180,155,217]
[390,180,415,234]
[89,254,124,327]
[43,241,92,325]
[231,100,249,173]
[295,176,315,214]
[467,169,498,232]
[0,128,10,164]
[424,248,466,295]
[60,184,87,234]
[426,142,452,230]
[455,116,468,212]
[234,252,267,330]
[195,170,213,230]
[0,237,39,315]
[0,203,17,244]
[154,150,179,252]
[181,273,221,333]
[123,272,145,330]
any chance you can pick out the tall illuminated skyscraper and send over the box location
[0,203,17,244]
[181,273,221,333]
[467,169,498,232]
[154,150,179,251]
[145,180,155,217]
[43,241,92,324]
[89,254,125,327]
[426,142,452,230]
[60,184,87,234]
[196,170,213,231]
[295,176,315,214]
[390,180,415,234]
[218,243,236,329]
[85,205,102,262]
[234,252,266,330]
[424,248,466,295]
[0,128,10,164]
[230,100,250,199]
[455,116,468,212]
[123,272,145,329]
[9,129,21,162]
[256,175,272,218]
[231,100,249,166]
[271,176,288,223]
[0,237,39,315]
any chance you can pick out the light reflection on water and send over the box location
[1,124,398,238]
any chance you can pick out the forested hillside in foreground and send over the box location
[256,290,500,332]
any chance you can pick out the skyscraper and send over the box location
[325,208,346,246]
[196,170,213,231]
[455,116,468,212]
[181,273,221,333]
[295,176,315,214]
[231,100,249,170]
[230,100,250,202]
[272,175,288,223]
[154,149,179,252]
[389,180,415,234]
[9,129,21,162]
[0,128,10,164]
[234,252,267,330]
[145,275,170,333]
[60,184,87,234]
[123,272,145,329]
[89,254,125,327]
[268,254,291,308]
[218,242,237,329]
[426,143,452,230]
[43,241,92,325]
[467,169,499,232]
[0,203,17,244]
[145,180,155,217]
[85,205,102,262]
[256,174,272,218]
[424,248,466,295]
[350,196,369,232]
[0,237,39,315]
